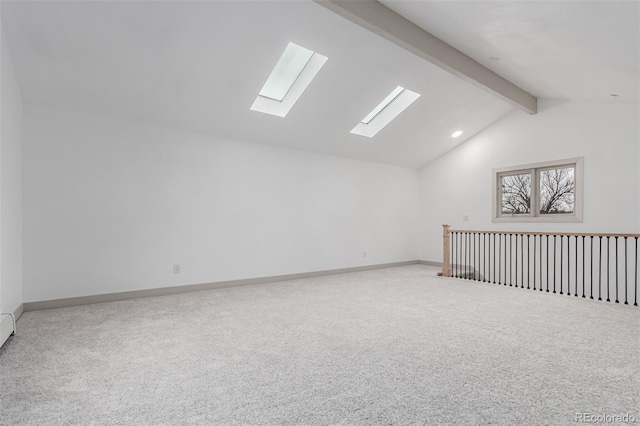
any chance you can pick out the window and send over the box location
[500,172,532,215]
[258,43,314,101]
[250,42,328,118]
[360,86,405,124]
[350,86,420,138]
[493,158,583,222]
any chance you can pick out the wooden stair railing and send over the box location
[439,224,639,306]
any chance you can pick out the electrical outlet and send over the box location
[463,215,470,222]
[363,251,367,258]
[173,264,181,274]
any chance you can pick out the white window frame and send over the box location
[492,157,584,223]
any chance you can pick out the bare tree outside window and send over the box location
[539,167,574,214]
[501,173,531,214]
[494,158,582,223]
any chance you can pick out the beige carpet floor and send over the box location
[1,265,638,425]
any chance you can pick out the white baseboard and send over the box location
[418,260,443,267]
[13,303,24,321]
[24,261,426,312]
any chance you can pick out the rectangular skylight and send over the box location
[361,86,405,124]
[259,42,314,101]
[351,87,420,138]
[251,42,328,118]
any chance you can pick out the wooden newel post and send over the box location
[440,224,451,277]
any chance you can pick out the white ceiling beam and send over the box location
[314,0,537,114]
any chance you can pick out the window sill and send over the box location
[493,214,583,224]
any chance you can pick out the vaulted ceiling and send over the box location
[2,1,637,169]
[381,0,639,102]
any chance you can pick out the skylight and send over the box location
[259,43,314,101]
[351,87,420,138]
[361,86,405,124]
[251,42,328,118]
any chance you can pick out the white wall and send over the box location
[22,105,419,302]
[20,99,640,303]
[0,33,23,314]
[417,99,640,262]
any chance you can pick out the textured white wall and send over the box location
[0,33,23,314]
[22,105,419,302]
[417,99,640,262]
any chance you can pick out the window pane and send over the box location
[361,86,404,124]
[501,173,531,214]
[259,43,314,101]
[539,167,575,214]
